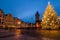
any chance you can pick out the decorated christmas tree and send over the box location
[41,2,59,29]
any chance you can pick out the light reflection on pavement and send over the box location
[0,29,60,40]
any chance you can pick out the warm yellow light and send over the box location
[46,21,47,23]
[49,12,50,14]
[18,21,21,24]
[36,24,39,27]
[44,16,46,18]
[51,14,53,16]
[47,18,49,20]
[36,23,40,27]
[52,21,54,23]
[15,30,22,39]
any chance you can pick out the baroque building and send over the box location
[0,9,23,28]
[0,9,5,28]
[13,17,21,28]
[5,14,14,28]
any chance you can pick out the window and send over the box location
[2,22,4,24]
[0,19,1,24]
[2,19,4,21]
[3,16,4,18]
[0,16,1,17]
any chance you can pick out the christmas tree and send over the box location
[41,2,59,29]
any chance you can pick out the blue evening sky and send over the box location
[0,0,60,23]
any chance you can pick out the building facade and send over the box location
[0,9,5,28]
[0,9,22,28]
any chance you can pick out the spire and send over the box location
[35,11,39,16]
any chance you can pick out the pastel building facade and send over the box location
[0,9,22,28]
[0,9,5,28]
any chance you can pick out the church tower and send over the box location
[35,11,41,28]
[35,12,40,22]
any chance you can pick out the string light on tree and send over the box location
[41,2,59,29]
